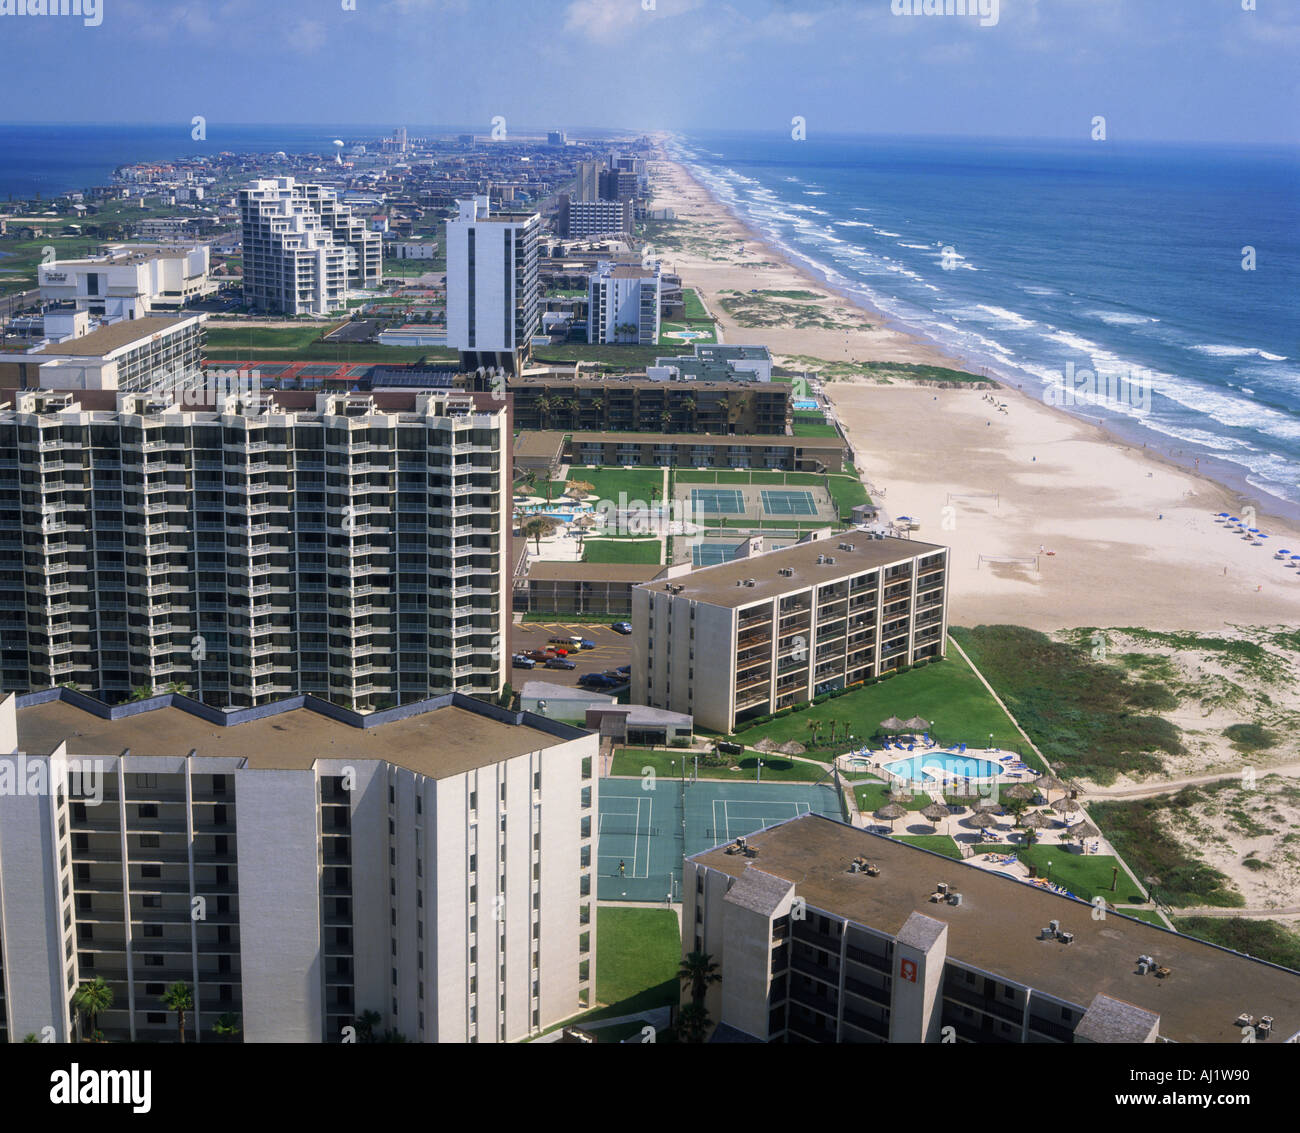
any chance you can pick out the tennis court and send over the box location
[691,542,743,567]
[690,488,746,516]
[760,488,818,516]
[597,776,845,901]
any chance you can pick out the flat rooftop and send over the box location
[692,814,1300,1044]
[644,534,945,609]
[15,696,575,780]
[33,317,195,358]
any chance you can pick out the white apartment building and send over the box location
[239,178,381,316]
[587,260,662,345]
[633,536,949,733]
[0,690,598,1043]
[0,314,207,392]
[559,196,632,240]
[445,196,541,369]
[38,246,214,320]
[0,387,510,709]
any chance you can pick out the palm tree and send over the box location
[522,515,559,554]
[73,976,113,1041]
[678,950,721,1008]
[161,982,193,1044]
[353,1009,381,1043]
[212,1012,242,1041]
[127,685,154,702]
[163,681,191,697]
[674,1002,712,1043]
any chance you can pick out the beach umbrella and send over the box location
[921,802,951,832]
[879,716,907,732]
[1035,774,1066,799]
[972,796,1002,813]
[904,716,930,730]
[1068,820,1100,840]
[1052,797,1082,820]
[1004,782,1037,801]
[1019,809,1051,829]
[966,810,999,830]
[875,802,907,831]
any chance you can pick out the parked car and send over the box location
[525,649,550,662]
[611,622,633,635]
[549,636,581,647]
[578,639,596,650]
[580,674,620,690]
[545,657,576,670]
[616,665,631,677]
[512,655,536,669]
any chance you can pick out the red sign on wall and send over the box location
[899,958,917,983]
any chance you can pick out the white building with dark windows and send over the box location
[587,260,661,345]
[445,196,540,372]
[239,178,381,315]
[38,246,214,320]
[0,690,598,1044]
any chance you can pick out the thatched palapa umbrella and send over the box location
[966,809,1000,831]
[904,716,930,732]
[1035,774,1066,803]
[1051,797,1082,822]
[875,802,907,832]
[879,716,906,733]
[1019,809,1051,829]
[1004,782,1037,801]
[921,801,951,834]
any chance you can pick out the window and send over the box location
[139,834,159,849]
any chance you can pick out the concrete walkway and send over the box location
[1079,762,1300,801]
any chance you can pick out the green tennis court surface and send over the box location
[760,488,818,516]
[691,542,742,567]
[690,487,746,516]
[598,776,844,901]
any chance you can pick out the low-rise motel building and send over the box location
[0,690,597,1044]
[688,813,1300,1044]
[632,535,948,734]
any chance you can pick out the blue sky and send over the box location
[0,0,1295,143]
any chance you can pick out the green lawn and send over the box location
[792,419,839,438]
[854,781,932,813]
[894,834,963,860]
[610,747,830,783]
[1119,907,1170,928]
[1090,789,1245,908]
[1013,846,1145,904]
[563,466,665,505]
[592,907,681,1020]
[659,321,718,346]
[583,539,662,565]
[731,647,1034,762]
[1173,917,1300,972]
[531,344,665,370]
[680,287,712,321]
[204,325,332,351]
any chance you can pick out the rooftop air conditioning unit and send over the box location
[1137,961,1150,975]
[948,892,963,907]
[839,543,855,551]
[1049,919,1060,935]
[825,557,836,565]
[745,579,756,586]
[936,882,949,895]
[816,554,826,564]
[1059,931,1073,944]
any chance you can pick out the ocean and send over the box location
[670,132,1300,517]
[0,123,393,199]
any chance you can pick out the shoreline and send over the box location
[654,135,1300,532]
[649,139,1300,631]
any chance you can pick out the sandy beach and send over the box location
[650,150,1300,633]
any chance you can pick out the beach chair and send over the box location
[958,742,967,754]
[907,743,915,752]
[923,733,931,745]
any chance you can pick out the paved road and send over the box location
[1167,905,1300,918]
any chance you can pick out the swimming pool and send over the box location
[883,753,1003,783]
[792,399,819,410]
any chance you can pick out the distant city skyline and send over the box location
[0,0,1295,144]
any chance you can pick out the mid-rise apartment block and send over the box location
[587,261,661,345]
[0,690,598,1043]
[557,196,632,240]
[686,813,1300,1043]
[0,388,509,709]
[38,246,214,320]
[445,196,541,371]
[239,178,380,315]
[633,536,948,733]
[0,314,206,392]
[505,374,789,435]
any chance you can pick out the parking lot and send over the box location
[509,620,632,691]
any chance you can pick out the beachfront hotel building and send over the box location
[0,314,206,392]
[687,813,1300,1044]
[586,260,662,345]
[238,178,381,315]
[632,536,948,733]
[557,196,632,240]
[0,387,509,709]
[445,195,541,372]
[0,690,597,1043]
[37,246,214,321]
